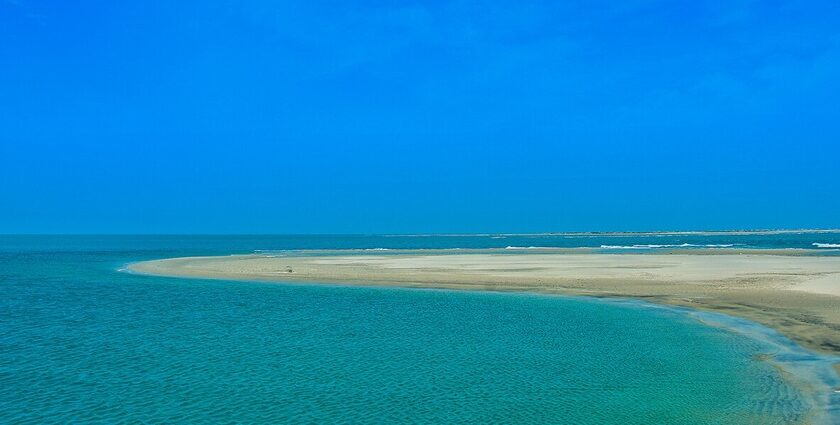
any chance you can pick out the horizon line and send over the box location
[2,228,839,237]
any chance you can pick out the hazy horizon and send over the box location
[3,228,840,237]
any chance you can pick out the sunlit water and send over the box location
[2,235,838,424]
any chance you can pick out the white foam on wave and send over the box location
[813,243,840,248]
[504,246,558,250]
[600,243,736,249]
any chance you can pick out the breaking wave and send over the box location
[600,243,737,249]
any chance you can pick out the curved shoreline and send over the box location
[639,301,839,423]
[127,264,840,423]
[128,250,840,421]
[589,297,840,424]
[128,251,840,352]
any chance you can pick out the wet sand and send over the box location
[129,251,840,358]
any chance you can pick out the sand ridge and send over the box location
[129,251,840,356]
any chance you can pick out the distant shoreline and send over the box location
[251,247,837,255]
[3,228,840,237]
[380,229,840,237]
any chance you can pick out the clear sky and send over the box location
[1,1,839,234]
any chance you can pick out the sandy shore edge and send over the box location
[127,251,840,419]
[128,251,840,351]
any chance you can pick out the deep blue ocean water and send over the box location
[2,234,839,424]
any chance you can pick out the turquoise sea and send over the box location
[2,234,840,424]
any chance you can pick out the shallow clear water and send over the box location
[0,235,834,423]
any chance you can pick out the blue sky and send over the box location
[1,0,839,233]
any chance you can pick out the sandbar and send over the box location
[129,251,840,358]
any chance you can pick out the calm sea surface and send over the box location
[2,234,839,424]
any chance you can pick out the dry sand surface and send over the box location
[130,251,840,357]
